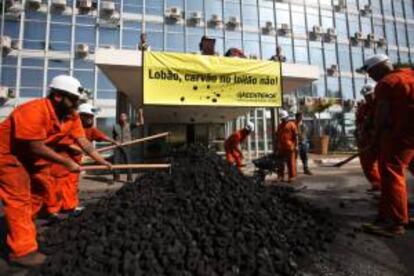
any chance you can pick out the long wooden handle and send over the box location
[332,153,360,167]
[97,132,170,153]
[81,164,171,171]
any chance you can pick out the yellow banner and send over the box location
[143,51,283,107]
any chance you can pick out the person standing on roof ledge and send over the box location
[360,54,414,236]
[225,122,254,173]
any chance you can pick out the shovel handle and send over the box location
[97,132,170,153]
[81,164,171,171]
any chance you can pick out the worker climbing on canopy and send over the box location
[360,54,414,236]
[0,75,112,267]
[355,84,381,192]
[225,121,254,173]
[276,110,298,183]
[51,103,118,216]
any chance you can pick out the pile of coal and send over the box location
[34,145,337,276]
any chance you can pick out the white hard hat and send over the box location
[361,84,375,96]
[279,110,289,119]
[49,75,83,98]
[245,121,254,132]
[78,103,97,116]
[359,54,389,72]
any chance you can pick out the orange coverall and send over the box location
[0,98,83,258]
[375,68,414,225]
[52,127,109,211]
[29,111,85,216]
[355,100,381,189]
[276,120,298,180]
[225,129,249,171]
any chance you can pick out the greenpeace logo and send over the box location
[237,92,276,99]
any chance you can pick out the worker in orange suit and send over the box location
[51,103,118,215]
[355,84,381,192]
[0,75,112,267]
[276,110,298,183]
[225,121,254,173]
[360,54,414,236]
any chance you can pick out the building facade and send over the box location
[1,0,413,156]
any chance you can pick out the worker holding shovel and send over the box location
[225,122,254,173]
[356,84,381,192]
[0,75,111,267]
[50,103,118,216]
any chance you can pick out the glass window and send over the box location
[327,77,340,98]
[22,58,44,67]
[20,68,44,88]
[321,10,333,29]
[244,33,260,57]
[335,14,348,38]
[26,10,46,20]
[394,0,404,17]
[97,90,116,99]
[146,0,163,16]
[74,59,94,70]
[388,49,399,63]
[396,23,408,47]
[324,44,337,68]
[373,19,385,39]
[310,44,324,68]
[296,83,312,97]
[147,31,164,51]
[275,5,290,25]
[385,21,396,45]
[371,0,382,14]
[99,27,119,48]
[242,3,259,29]
[187,33,203,53]
[48,59,70,69]
[205,0,222,24]
[404,0,414,19]
[122,29,140,49]
[341,77,354,99]
[4,20,20,39]
[312,77,326,97]
[291,5,306,35]
[225,1,241,23]
[408,25,414,47]
[20,88,42,98]
[2,56,18,66]
[23,21,46,50]
[74,70,95,90]
[75,26,96,48]
[382,0,392,14]
[261,38,276,60]
[360,17,372,35]
[294,39,308,64]
[351,46,363,71]
[1,66,17,87]
[400,51,410,63]
[278,37,293,62]
[306,8,319,28]
[166,33,185,52]
[50,24,71,51]
[123,0,142,14]
[348,15,360,35]
[187,0,203,11]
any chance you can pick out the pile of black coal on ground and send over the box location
[33,145,338,276]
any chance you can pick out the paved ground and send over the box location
[1,156,414,275]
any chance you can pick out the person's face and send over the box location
[367,62,389,82]
[53,92,80,115]
[119,113,128,123]
[80,113,94,127]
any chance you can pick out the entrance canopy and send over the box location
[95,49,319,124]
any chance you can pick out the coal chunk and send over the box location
[35,145,336,276]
